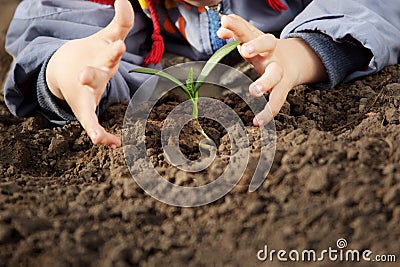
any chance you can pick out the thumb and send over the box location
[103,0,134,41]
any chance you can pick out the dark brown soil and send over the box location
[1,1,399,266]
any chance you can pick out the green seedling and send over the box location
[130,40,240,121]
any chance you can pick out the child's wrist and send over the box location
[282,37,328,86]
[45,52,65,100]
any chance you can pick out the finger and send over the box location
[253,103,274,127]
[79,66,110,95]
[216,27,234,40]
[87,123,122,148]
[65,87,122,148]
[72,98,121,148]
[240,34,277,58]
[253,82,290,126]
[103,0,134,41]
[220,14,263,42]
[80,111,122,148]
[249,62,283,97]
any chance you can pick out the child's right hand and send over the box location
[218,15,328,126]
[45,0,134,148]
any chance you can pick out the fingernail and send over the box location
[249,83,264,97]
[244,44,254,54]
[256,116,265,126]
[89,130,97,142]
[111,144,117,149]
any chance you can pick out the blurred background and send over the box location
[0,0,19,25]
[0,0,20,90]
[0,0,19,37]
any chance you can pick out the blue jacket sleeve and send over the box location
[281,0,400,83]
[4,0,154,124]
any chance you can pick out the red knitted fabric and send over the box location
[89,0,115,5]
[266,0,287,11]
[143,0,165,65]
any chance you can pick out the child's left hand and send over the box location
[217,14,328,126]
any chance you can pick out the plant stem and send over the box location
[189,97,212,141]
[191,98,198,119]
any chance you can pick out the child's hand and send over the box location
[45,0,134,148]
[218,14,328,126]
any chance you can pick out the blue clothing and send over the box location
[4,0,400,123]
[207,6,226,52]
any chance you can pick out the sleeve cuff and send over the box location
[286,32,372,89]
[36,54,76,124]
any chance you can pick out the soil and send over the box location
[1,1,400,266]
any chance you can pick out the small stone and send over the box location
[6,165,16,176]
[246,200,264,214]
[306,166,329,193]
[385,108,399,124]
[309,94,322,105]
[358,98,368,112]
